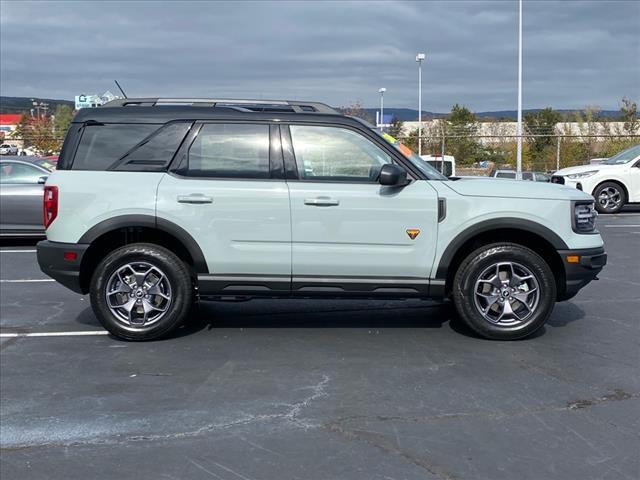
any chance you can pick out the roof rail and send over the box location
[102,97,338,114]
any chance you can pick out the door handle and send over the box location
[304,197,340,207]
[177,194,213,204]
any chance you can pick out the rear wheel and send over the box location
[594,182,626,214]
[90,243,193,341]
[452,243,556,340]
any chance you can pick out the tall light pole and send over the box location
[516,0,523,180]
[416,53,425,156]
[379,88,386,132]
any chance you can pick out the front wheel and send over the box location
[90,243,194,341]
[452,243,556,340]
[594,182,626,214]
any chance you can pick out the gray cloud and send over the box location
[1,0,638,111]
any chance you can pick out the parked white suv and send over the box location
[552,144,640,214]
[0,144,19,155]
[37,98,606,341]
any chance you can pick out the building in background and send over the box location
[74,90,121,110]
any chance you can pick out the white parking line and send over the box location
[0,331,108,338]
[600,225,640,228]
[0,279,55,283]
[0,250,37,253]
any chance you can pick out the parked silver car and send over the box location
[0,156,54,237]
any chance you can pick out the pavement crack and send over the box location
[1,374,331,450]
[325,422,455,480]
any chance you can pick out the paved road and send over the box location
[1,212,639,480]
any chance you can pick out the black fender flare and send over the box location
[434,217,568,280]
[78,214,209,273]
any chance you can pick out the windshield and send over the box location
[603,144,640,165]
[374,131,448,180]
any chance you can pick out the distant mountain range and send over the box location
[0,96,629,120]
[0,96,75,115]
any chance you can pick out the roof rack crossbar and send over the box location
[102,97,337,114]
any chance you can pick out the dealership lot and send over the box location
[1,212,639,480]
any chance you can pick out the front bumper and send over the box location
[37,240,89,294]
[557,246,607,301]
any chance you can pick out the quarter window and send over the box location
[289,125,390,181]
[187,124,270,178]
[73,124,157,170]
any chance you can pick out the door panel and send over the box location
[0,161,46,233]
[157,175,291,281]
[629,162,640,202]
[0,184,44,232]
[288,181,439,288]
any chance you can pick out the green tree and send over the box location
[619,97,638,135]
[524,107,560,168]
[9,114,59,154]
[446,104,479,165]
[387,117,404,138]
[53,104,74,139]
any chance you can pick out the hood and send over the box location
[554,164,617,176]
[444,177,593,201]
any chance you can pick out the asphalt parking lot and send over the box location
[1,210,639,480]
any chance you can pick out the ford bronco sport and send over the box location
[37,98,606,341]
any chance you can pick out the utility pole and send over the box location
[556,135,561,171]
[516,0,523,180]
[416,53,425,156]
[379,88,386,132]
[441,119,446,175]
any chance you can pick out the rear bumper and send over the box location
[37,240,89,294]
[557,246,607,301]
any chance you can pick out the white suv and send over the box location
[552,144,640,214]
[0,144,19,155]
[37,98,606,341]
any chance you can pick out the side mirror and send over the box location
[37,176,48,184]
[379,164,408,186]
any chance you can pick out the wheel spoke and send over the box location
[143,298,168,313]
[496,299,514,322]
[107,282,131,296]
[477,292,500,311]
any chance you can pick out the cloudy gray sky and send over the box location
[1,0,638,112]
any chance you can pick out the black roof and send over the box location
[73,106,360,125]
[72,97,350,125]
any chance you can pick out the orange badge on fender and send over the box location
[406,229,420,240]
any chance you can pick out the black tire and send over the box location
[452,243,556,340]
[90,243,194,341]
[593,181,626,214]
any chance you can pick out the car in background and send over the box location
[0,156,54,237]
[0,144,19,155]
[491,170,551,182]
[589,157,608,165]
[420,154,456,177]
[551,144,640,214]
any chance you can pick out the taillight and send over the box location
[43,186,58,228]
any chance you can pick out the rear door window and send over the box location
[73,124,157,170]
[186,123,270,178]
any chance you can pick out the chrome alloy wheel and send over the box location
[105,262,172,327]
[597,186,622,211]
[473,262,540,326]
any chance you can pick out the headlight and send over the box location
[573,202,597,233]
[567,170,598,179]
